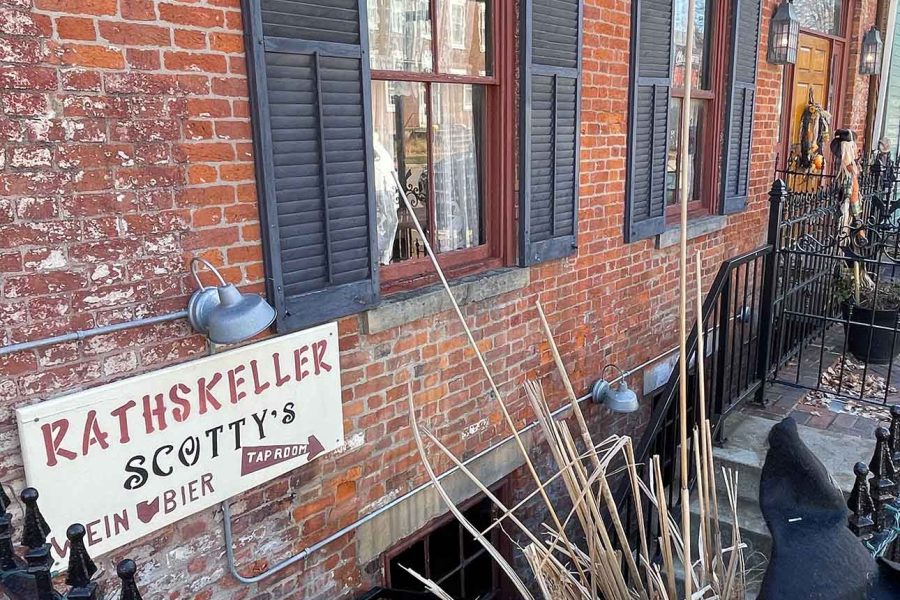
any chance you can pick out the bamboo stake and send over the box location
[678,0,698,597]
[391,170,591,589]
[405,388,535,600]
[535,301,602,470]
[694,253,715,583]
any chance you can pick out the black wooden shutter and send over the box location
[721,0,762,214]
[624,0,674,242]
[243,0,379,332]
[519,0,583,266]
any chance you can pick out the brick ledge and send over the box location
[361,268,530,334]
[655,214,728,249]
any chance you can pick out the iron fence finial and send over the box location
[20,489,50,551]
[117,559,142,600]
[848,462,876,539]
[64,523,97,593]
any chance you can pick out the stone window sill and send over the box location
[361,268,530,334]
[655,215,728,249]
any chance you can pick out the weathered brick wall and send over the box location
[845,0,879,138]
[0,0,864,599]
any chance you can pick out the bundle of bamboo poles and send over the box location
[404,289,748,599]
[395,0,749,593]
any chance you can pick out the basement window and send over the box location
[384,491,508,598]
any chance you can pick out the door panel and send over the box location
[789,33,832,149]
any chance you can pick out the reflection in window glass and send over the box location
[438,0,491,76]
[371,81,429,265]
[794,0,842,36]
[673,0,711,90]
[667,98,706,206]
[368,0,432,72]
[432,83,485,253]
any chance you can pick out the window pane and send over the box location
[794,0,842,36]
[673,0,711,90]
[432,83,485,252]
[666,98,706,206]
[368,0,433,72]
[371,80,430,265]
[437,0,491,76]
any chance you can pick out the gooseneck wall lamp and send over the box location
[767,0,800,65]
[590,364,640,414]
[188,257,276,344]
[860,26,884,76]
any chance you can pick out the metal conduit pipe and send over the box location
[0,302,690,584]
[221,344,680,585]
[0,310,190,357]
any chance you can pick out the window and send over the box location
[369,0,498,286]
[385,493,508,598]
[626,0,759,240]
[793,0,843,37]
[666,0,717,215]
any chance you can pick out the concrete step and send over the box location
[712,413,875,504]
[685,494,768,600]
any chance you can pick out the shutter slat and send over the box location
[625,0,673,242]
[247,0,378,332]
[721,0,761,214]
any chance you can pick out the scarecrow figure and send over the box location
[832,129,864,243]
[832,128,875,294]
[796,87,832,172]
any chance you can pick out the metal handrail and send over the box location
[220,344,687,584]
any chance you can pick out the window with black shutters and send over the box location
[625,0,762,241]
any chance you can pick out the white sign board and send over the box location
[16,322,343,567]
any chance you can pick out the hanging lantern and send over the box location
[860,26,884,76]
[767,0,800,65]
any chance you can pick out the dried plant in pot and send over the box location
[836,267,900,364]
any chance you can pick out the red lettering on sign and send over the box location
[272,352,290,387]
[294,345,310,381]
[197,372,223,414]
[41,419,76,467]
[81,410,110,456]
[110,400,136,444]
[169,383,191,422]
[228,365,246,404]
[313,339,332,374]
[142,393,167,434]
[250,359,270,395]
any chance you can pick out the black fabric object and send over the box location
[721,0,762,215]
[244,0,379,333]
[758,417,876,600]
[624,0,673,242]
[519,0,583,265]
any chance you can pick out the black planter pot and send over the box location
[841,301,900,364]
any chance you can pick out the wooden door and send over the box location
[789,33,832,148]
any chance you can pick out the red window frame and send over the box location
[666,0,731,221]
[371,0,516,293]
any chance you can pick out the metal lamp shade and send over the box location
[767,0,799,65]
[590,379,640,414]
[188,284,276,344]
[860,27,884,75]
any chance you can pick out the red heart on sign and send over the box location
[136,497,160,524]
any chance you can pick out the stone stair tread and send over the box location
[712,413,873,494]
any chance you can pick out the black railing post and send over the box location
[755,179,787,404]
[848,462,876,540]
[869,427,897,531]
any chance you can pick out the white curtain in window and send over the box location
[432,84,481,252]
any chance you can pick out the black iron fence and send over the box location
[765,153,900,408]
[0,485,146,600]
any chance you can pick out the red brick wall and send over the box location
[844,0,879,139]
[0,0,870,599]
